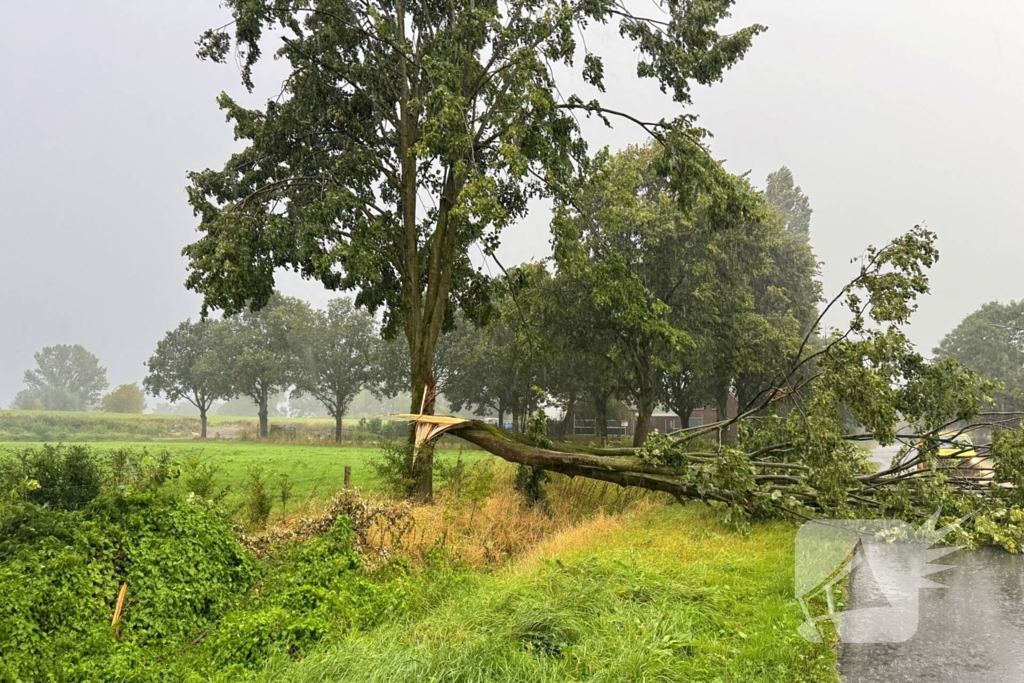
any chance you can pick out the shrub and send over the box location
[370,439,417,498]
[195,518,389,672]
[277,473,293,518]
[245,465,273,529]
[101,383,146,413]
[106,446,180,492]
[0,444,103,511]
[0,491,258,682]
[513,465,550,511]
[182,454,223,501]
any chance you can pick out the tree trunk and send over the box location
[334,412,343,443]
[497,406,505,430]
[200,408,208,439]
[409,369,437,500]
[715,384,733,445]
[593,393,609,444]
[561,397,576,434]
[632,395,655,447]
[258,387,269,438]
[449,422,734,504]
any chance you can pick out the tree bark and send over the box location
[632,395,655,447]
[593,392,609,443]
[409,369,437,499]
[258,386,269,438]
[334,412,343,443]
[449,421,733,504]
[200,408,208,439]
[561,397,576,436]
[714,384,733,445]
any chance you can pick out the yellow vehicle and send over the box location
[915,432,993,480]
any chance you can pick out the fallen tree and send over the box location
[405,228,1024,550]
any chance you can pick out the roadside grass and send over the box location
[0,441,483,512]
[252,504,837,683]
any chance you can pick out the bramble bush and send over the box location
[0,490,258,681]
[0,444,469,681]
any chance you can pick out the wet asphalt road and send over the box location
[839,547,1024,682]
[838,445,1024,681]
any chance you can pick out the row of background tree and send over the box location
[149,150,824,446]
[10,152,826,448]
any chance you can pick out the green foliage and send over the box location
[551,143,817,444]
[199,519,363,670]
[144,318,232,433]
[216,294,308,438]
[0,492,258,682]
[291,298,378,441]
[933,299,1024,411]
[277,473,293,517]
[369,440,418,499]
[513,465,550,510]
[764,166,812,238]
[101,383,146,413]
[637,430,686,467]
[17,343,109,411]
[439,266,553,431]
[182,455,224,502]
[435,457,496,505]
[0,443,103,511]
[245,465,273,529]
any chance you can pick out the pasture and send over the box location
[0,440,484,513]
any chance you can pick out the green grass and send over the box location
[250,504,837,682]
[0,441,483,510]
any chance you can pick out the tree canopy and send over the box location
[217,295,304,437]
[934,300,1024,412]
[291,298,379,442]
[184,0,764,496]
[144,319,232,438]
[100,384,146,414]
[764,166,812,238]
[551,143,817,445]
[13,344,108,412]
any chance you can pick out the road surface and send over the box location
[839,546,1024,681]
[838,444,1024,681]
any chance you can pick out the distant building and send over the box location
[567,395,739,438]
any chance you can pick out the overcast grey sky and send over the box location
[2,1,1023,407]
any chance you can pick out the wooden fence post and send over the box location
[112,582,128,640]
[344,465,351,489]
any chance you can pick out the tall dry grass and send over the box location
[245,461,664,569]
[369,462,662,568]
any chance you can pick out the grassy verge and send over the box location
[254,504,838,683]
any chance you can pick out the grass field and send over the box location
[0,409,404,443]
[0,441,485,513]
[253,504,838,682]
